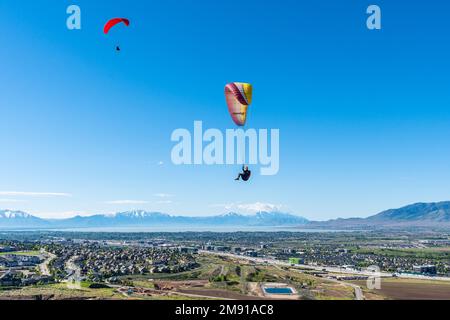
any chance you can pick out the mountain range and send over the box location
[308,201,450,229]
[0,210,308,230]
[1,201,450,230]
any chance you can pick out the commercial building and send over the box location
[413,265,437,275]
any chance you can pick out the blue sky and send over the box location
[1,0,450,220]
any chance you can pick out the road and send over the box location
[201,250,385,276]
[114,285,234,300]
[354,285,364,300]
[64,255,82,289]
[38,251,56,276]
[324,275,364,300]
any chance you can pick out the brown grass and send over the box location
[353,279,450,300]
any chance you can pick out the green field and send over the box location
[354,247,450,260]
[0,251,42,256]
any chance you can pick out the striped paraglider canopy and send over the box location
[224,82,253,127]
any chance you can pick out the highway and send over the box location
[201,250,387,276]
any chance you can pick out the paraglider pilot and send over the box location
[235,165,251,181]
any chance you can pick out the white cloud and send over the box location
[0,199,27,203]
[237,202,283,213]
[0,191,72,197]
[105,200,149,205]
[156,200,173,205]
[209,203,235,210]
[157,161,164,166]
[210,202,283,213]
[153,193,174,198]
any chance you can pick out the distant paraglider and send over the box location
[103,18,130,51]
[225,82,253,181]
[103,18,130,34]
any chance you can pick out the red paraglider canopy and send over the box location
[103,18,130,34]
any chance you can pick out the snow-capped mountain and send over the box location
[4,201,450,230]
[115,210,171,219]
[0,210,32,219]
[0,210,49,228]
[0,209,309,229]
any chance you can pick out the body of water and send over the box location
[263,287,294,295]
[45,226,360,233]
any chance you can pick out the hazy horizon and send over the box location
[3,199,445,221]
